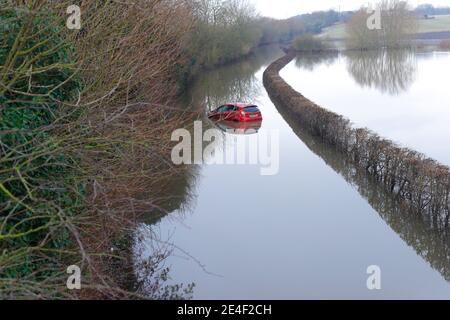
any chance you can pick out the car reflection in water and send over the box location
[214,120,262,135]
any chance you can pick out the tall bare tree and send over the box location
[346,0,418,49]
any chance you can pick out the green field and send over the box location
[318,23,346,39]
[419,14,450,32]
[318,14,450,39]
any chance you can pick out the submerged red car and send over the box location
[208,103,263,122]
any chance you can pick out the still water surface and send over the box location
[281,50,450,165]
[136,46,450,299]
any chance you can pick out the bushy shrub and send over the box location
[0,5,82,297]
[293,34,326,51]
[1,0,196,299]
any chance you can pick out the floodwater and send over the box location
[281,49,450,165]
[134,46,450,299]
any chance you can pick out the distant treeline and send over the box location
[258,10,343,45]
[179,1,342,87]
[0,0,199,299]
[415,4,450,16]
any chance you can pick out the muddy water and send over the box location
[135,46,450,299]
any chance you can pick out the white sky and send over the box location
[252,0,450,19]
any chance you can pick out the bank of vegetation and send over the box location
[0,0,201,299]
[179,3,342,87]
[264,53,450,235]
[292,34,328,52]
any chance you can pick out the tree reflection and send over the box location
[294,51,339,71]
[270,93,450,282]
[345,49,418,95]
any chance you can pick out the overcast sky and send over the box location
[252,0,450,19]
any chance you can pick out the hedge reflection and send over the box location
[272,89,450,282]
[265,52,450,282]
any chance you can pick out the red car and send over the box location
[208,103,263,122]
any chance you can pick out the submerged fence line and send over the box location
[263,51,450,229]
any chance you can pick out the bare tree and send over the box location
[346,0,418,49]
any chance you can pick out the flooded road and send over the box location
[281,50,450,165]
[135,46,450,299]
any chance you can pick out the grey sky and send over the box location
[252,0,450,19]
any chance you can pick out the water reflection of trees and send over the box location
[292,49,418,95]
[345,49,418,95]
[294,51,339,71]
[186,45,284,111]
[273,99,450,282]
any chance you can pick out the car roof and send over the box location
[227,103,256,108]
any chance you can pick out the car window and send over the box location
[244,106,260,113]
[225,105,236,112]
[217,106,227,113]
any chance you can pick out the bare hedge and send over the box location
[263,52,450,229]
